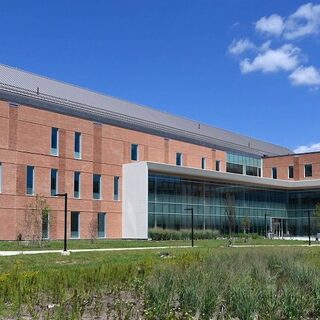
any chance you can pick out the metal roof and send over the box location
[0,64,291,157]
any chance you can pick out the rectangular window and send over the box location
[114,176,120,200]
[272,167,277,179]
[226,162,243,174]
[201,157,206,169]
[74,132,81,159]
[246,166,258,176]
[71,212,80,238]
[288,166,294,179]
[74,171,81,198]
[51,128,59,156]
[176,153,183,166]
[26,166,35,195]
[98,212,106,238]
[93,174,102,199]
[216,160,220,171]
[131,144,138,161]
[0,162,2,193]
[42,213,49,239]
[305,164,313,177]
[50,169,58,196]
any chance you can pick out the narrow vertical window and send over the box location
[50,169,58,196]
[74,171,81,198]
[176,153,183,166]
[93,174,102,199]
[0,162,2,193]
[201,157,206,169]
[71,212,80,238]
[216,160,220,171]
[26,166,35,195]
[98,212,106,238]
[42,212,49,239]
[114,176,120,200]
[305,164,312,177]
[288,166,294,179]
[51,128,59,156]
[272,167,277,179]
[131,144,138,161]
[74,132,81,159]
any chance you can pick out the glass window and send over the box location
[305,164,312,177]
[201,158,206,169]
[288,166,294,179]
[176,153,183,166]
[272,167,277,179]
[26,166,35,195]
[74,171,81,198]
[50,169,58,196]
[0,162,2,193]
[246,166,258,176]
[74,132,81,159]
[216,160,220,171]
[114,176,120,200]
[71,212,80,238]
[51,128,59,156]
[131,144,138,161]
[98,212,106,238]
[226,162,243,174]
[93,174,102,199]
[42,212,49,239]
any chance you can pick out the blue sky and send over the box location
[0,0,319,152]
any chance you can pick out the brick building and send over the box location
[0,64,319,240]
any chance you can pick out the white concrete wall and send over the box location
[122,162,148,239]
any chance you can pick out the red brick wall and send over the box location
[0,100,226,240]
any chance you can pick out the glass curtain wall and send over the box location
[148,174,320,236]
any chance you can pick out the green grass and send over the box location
[0,237,316,251]
[1,245,320,319]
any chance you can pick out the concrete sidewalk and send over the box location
[0,245,193,256]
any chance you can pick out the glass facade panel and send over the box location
[50,169,58,196]
[74,171,80,198]
[74,132,81,159]
[71,212,80,238]
[148,174,320,236]
[51,128,59,156]
[226,163,243,174]
[131,144,138,161]
[93,174,101,199]
[98,212,106,238]
[26,166,34,195]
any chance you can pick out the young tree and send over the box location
[225,192,236,238]
[241,216,251,234]
[21,194,50,246]
[88,214,98,243]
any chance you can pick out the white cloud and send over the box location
[289,65,320,86]
[294,142,320,153]
[228,38,256,55]
[285,2,320,39]
[240,44,300,74]
[255,14,284,36]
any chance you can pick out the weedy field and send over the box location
[0,242,320,319]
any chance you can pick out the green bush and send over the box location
[148,228,220,241]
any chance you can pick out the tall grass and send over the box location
[0,248,320,319]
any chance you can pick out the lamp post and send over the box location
[184,207,194,247]
[308,210,311,246]
[55,193,68,252]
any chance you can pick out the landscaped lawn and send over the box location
[1,242,320,319]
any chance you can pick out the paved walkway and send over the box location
[0,245,193,257]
